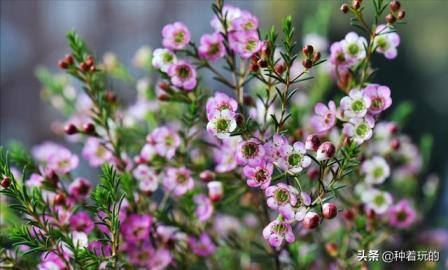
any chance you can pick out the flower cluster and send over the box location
[0,1,441,270]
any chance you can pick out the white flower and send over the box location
[152,48,177,72]
[133,46,152,68]
[303,33,329,53]
[362,189,393,214]
[362,156,390,184]
[206,110,237,139]
[374,25,400,59]
[340,89,371,119]
[340,32,367,61]
[278,142,311,174]
[343,115,375,145]
[72,232,88,249]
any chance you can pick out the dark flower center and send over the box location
[243,142,258,158]
[177,65,191,79]
[255,169,267,182]
[396,210,408,222]
[371,97,384,109]
[275,189,289,203]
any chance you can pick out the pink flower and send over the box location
[329,41,353,67]
[213,137,239,172]
[206,92,238,121]
[47,148,79,174]
[32,141,64,162]
[265,183,298,220]
[388,200,416,228]
[127,242,154,267]
[38,252,66,270]
[199,33,226,61]
[25,173,44,188]
[232,10,258,32]
[310,101,337,133]
[88,240,111,256]
[121,214,152,242]
[374,24,400,59]
[362,84,392,115]
[194,194,214,222]
[68,178,92,201]
[343,115,375,144]
[163,167,194,196]
[262,219,295,247]
[149,248,172,270]
[210,4,242,32]
[82,137,112,167]
[162,22,190,50]
[243,160,273,189]
[167,60,197,91]
[264,134,288,163]
[316,142,336,161]
[229,31,262,59]
[236,139,265,166]
[340,89,371,119]
[189,233,216,256]
[146,126,181,159]
[278,141,311,174]
[70,211,94,234]
[133,164,159,192]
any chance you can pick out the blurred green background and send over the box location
[1,0,447,231]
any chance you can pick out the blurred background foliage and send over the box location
[1,0,447,236]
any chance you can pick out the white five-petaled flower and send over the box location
[343,115,375,145]
[362,188,393,214]
[361,156,390,185]
[152,48,177,72]
[278,142,311,174]
[206,110,237,139]
[340,89,371,119]
[340,32,367,61]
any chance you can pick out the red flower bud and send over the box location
[83,123,96,134]
[353,0,361,9]
[208,181,223,202]
[85,55,94,67]
[274,63,285,74]
[80,62,90,71]
[54,193,66,205]
[325,243,338,257]
[236,113,245,127]
[159,81,170,91]
[243,95,255,106]
[158,93,170,101]
[45,170,59,186]
[307,168,319,180]
[199,170,215,182]
[64,54,74,65]
[316,142,336,161]
[1,177,11,188]
[341,4,349,13]
[342,208,355,220]
[250,63,259,72]
[322,203,338,219]
[397,10,405,20]
[105,91,117,103]
[58,60,68,69]
[257,59,267,68]
[305,134,321,151]
[302,45,314,56]
[390,138,400,150]
[386,14,396,24]
[366,208,376,220]
[302,59,313,69]
[303,212,320,229]
[64,124,78,135]
[389,0,401,12]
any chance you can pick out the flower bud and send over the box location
[342,208,355,220]
[80,62,90,71]
[64,124,78,135]
[305,134,321,151]
[353,0,361,9]
[389,123,398,134]
[275,63,285,74]
[158,93,170,101]
[389,0,401,12]
[397,10,405,20]
[302,59,313,69]
[58,60,68,69]
[302,45,314,56]
[45,170,59,186]
[199,170,215,182]
[89,65,96,72]
[250,63,259,72]
[83,123,96,134]
[64,54,74,65]
[105,91,117,103]
[236,113,245,127]
[243,95,255,106]
[85,55,94,67]
[307,168,319,180]
[386,14,396,24]
[1,176,11,188]
[159,81,170,91]
[390,138,400,150]
[322,203,338,219]
[257,59,267,68]
[325,243,338,257]
[316,142,336,161]
[313,52,321,63]
[366,208,376,220]
[341,4,349,13]
[303,212,320,229]
[208,181,223,202]
[54,193,66,205]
